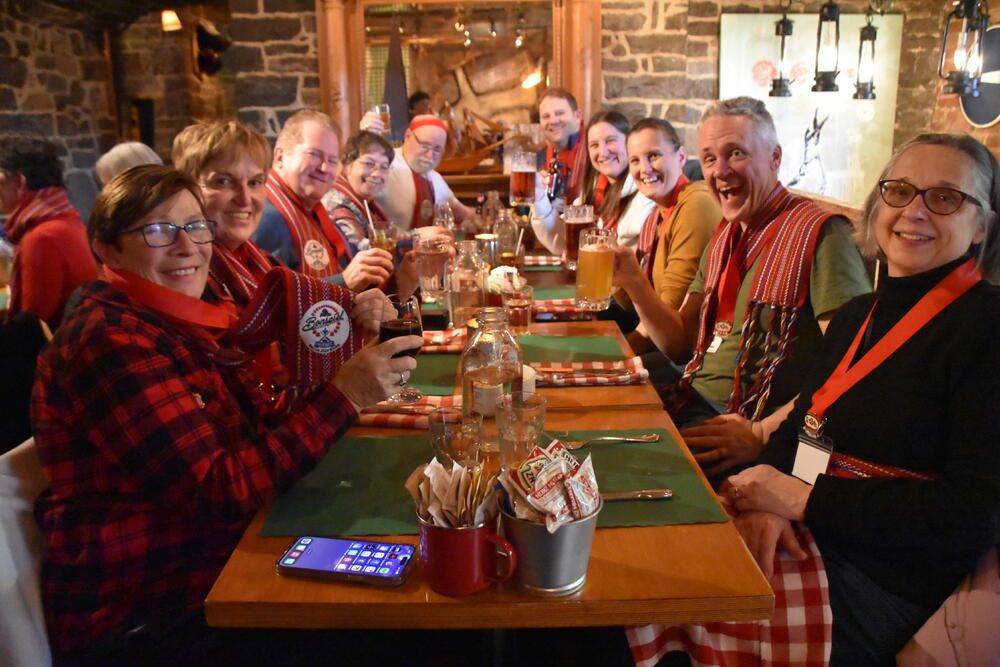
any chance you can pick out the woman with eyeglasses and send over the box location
[32,164,420,663]
[630,134,1000,664]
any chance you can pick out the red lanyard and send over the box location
[711,220,782,337]
[804,258,981,436]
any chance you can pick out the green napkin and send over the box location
[533,285,575,301]
[409,353,459,395]
[518,335,624,362]
[524,264,562,272]
[545,428,728,527]
[262,434,430,537]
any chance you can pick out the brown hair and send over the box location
[628,117,682,152]
[173,120,271,180]
[578,110,633,223]
[857,132,1000,282]
[89,164,205,249]
[341,130,395,166]
[275,109,342,153]
[538,87,578,112]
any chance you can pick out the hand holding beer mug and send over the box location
[563,205,595,271]
[575,228,615,311]
[509,152,536,206]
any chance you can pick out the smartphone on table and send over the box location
[276,536,415,587]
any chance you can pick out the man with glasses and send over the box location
[620,96,870,481]
[253,109,394,289]
[360,113,477,230]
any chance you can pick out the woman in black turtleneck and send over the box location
[718,133,1000,665]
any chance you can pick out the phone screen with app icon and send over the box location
[276,536,415,587]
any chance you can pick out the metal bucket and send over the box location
[499,500,602,596]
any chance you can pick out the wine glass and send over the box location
[379,293,424,404]
[434,202,456,232]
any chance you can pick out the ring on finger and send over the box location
[398,372,406,386]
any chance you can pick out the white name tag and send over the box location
[792,433,833,485]
[707,335,724,354]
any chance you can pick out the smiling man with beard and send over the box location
[615,97,871,482]
[253,110,394,290]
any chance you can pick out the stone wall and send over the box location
[600,0,946,153]
[224,0,320,139]
[0,0,114,213]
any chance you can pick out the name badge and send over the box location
[707,335,724,354]
[792,430,833,485]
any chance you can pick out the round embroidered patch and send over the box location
[303,239,330,270]
[299,300,350,354]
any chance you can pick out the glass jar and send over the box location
[461,307,524,459]
[449,240,488,328]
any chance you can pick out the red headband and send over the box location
[408,117,448,133]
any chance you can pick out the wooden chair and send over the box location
[0,438,51,666]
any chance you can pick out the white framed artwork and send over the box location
[720,13,904,206]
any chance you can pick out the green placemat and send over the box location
[410,353,459,395]
[544,428,728,527]
[533,285,575,301]
[518,335,624,362]
[262,434,429,537]
[524,264,563,272]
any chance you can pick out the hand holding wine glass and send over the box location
[379,293,424,403]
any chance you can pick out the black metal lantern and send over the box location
[938,0,989,97]
[853,12,878,99]
[770,4,794,97]
[812,1,841,92]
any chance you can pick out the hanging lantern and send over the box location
[770,3,794,97]
[938,0,989,97]
[812,1,841,92]
[853,12,878,99]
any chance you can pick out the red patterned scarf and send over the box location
[208,239,274,308]
[681,184,830,419]
[265,171,349,279]
[410,170,435,228]
[328,172,391,249]
[105,265,360,390]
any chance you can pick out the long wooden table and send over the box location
[205,408,773,630]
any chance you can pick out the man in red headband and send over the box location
[360,113,477,230]
[253,110,394,289]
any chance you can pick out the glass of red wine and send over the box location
[379,293,424,404]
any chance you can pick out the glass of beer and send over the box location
[575,228,616,311]
[563,204,595,271]
[373,104,391,139]
[414,238,451,305]
[509,152,536,206]
[501,284,533,335]
[379,293,424,403]
[367,223,398,259]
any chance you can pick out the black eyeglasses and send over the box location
[121,220,217,248]
[878,180,982,216]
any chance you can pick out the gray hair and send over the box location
[275,109,341,153]
[95,142,162,185]
[700,97,779,152]
[856,133,1000,282]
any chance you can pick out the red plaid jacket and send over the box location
[31,281,357,653]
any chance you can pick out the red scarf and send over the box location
[681,184,831,419]
[593,174,609,212]
[208,239,274,308]
[636,175,689,283]
[265,171,350,279]
[329,172,391,250]
[411,170,435,228]
[105,266,360,390]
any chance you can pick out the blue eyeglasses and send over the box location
[121,220,217,248]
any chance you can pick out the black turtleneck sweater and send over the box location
[759,255,1000,614]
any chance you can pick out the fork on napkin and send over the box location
[530,357,649,386]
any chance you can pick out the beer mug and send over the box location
[563,205,594,272]
[574,228,616,311]
[509,152,536,206]
[373,104,391,139]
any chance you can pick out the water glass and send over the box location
[414,238,451,305]
[501,284,533,335]
[496,392,547,475]
[429,408,483,469]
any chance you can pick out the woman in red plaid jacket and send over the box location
[31,165,422,664]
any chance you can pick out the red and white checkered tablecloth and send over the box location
[356,394,462,429]
[531,357,649,386]
[532,298,590,314]
[523,254,562,266]
[625,525,832,667]
[421,329,466,353]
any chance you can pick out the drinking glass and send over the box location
[501,284,533,335]
[414,238,451,305]
[574,228,616,311]
[434,202,456,232]
[563,205,595,271]
[367,224,398,259]
[373,103,391,139]
[509,152,537,205]
[428,408,483,469]
[497,392,547,475]
[379,293,424,403]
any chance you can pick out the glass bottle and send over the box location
[461,307,523,461]
[481,190,504,231]
[448,240,488,328]
[492,208,520,267]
